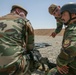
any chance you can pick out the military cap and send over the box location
[11,5,28,15]
[48,4,57,15]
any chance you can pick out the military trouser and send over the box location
[47,67,76,75]
[0,55,30,75]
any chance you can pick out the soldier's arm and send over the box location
[26,20,34,50]
[56,27,76,67]
[55,22,63,34]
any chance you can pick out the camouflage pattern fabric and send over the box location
[54,17,63,34]
[47,22,76,75]
[24,18,34,51]
[0,13,30,75]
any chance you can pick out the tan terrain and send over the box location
[31,29,64,75]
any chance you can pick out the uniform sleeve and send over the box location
[55,18,63,34]
[56,27,76,67]
[26,20,34,50]
[55,20,63,34]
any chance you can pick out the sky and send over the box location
[0,0,76,29]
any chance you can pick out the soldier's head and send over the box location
[61,2,76,25]
[11,5,28,18]
[48,4,61,17]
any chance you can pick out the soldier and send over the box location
[0,4,57,75]
[11,5,34,51]
[47,2,76,75]
[48,4,64,38]
[0,5,34,75]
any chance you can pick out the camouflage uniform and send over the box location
[54,17,63,34]
[10,5,55,74]
[0,12,34,75]
[11,5,34,51]
[47,3,76,75]
[48,4,64,35]
[25,18,34,51]
[47,22,76,75]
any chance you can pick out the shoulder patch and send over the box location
[63,39,71,48]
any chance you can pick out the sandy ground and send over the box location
[32,35,63,75]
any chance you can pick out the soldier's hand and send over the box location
[57,66,69,74]
[50,32,57,38]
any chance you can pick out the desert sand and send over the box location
[35,35,62,62]
[32,30,64,75]
[34,29,64,62]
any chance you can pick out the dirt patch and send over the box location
[34,29,64,36]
